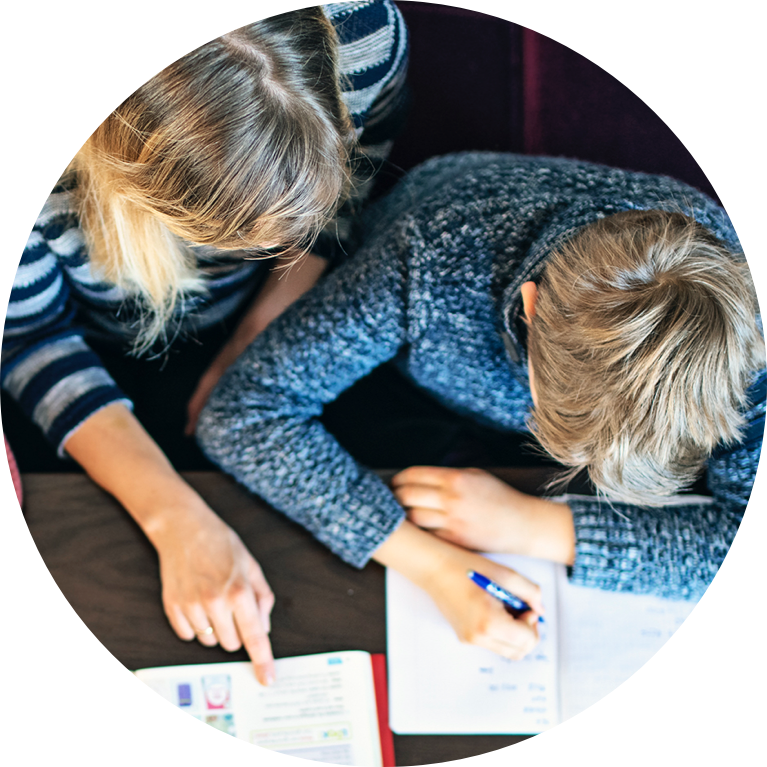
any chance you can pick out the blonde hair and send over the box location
[527,209,765,505]
[70,7,354,352]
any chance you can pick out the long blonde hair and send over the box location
[70,7,354,352]
[527,210,764,505]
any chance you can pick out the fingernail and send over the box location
[257,665,275,686]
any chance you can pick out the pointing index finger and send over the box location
[233,593,276,686]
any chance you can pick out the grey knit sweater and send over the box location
[198,153,765,601]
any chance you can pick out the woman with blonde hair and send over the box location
[197,152,765,659]
[3,2,408,685]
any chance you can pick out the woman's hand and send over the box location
[65,403,277,683]
[373,521,543,661]
[149,502,276,685]
[392,466,576,564]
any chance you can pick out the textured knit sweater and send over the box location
[198,152,766,601]
[2,0,408,456]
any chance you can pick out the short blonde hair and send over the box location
[70,7,354,352]
[527,209,765,505]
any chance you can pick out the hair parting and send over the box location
[70,7,354,353]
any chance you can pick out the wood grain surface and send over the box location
[22,468,558,765]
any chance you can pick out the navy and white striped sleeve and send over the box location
[316,0,409,263]
[1,191,131,456]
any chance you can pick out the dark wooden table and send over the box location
[22,468,559,766]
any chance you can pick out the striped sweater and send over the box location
[197,152,765,600]
[1,1,408,456]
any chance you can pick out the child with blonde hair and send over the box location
[199,152,765,658]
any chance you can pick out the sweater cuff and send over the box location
[565,494,720,601]
[307,471,407,569]
[55,395,134,458]
[566,495,645,593]
[1,333,134,457]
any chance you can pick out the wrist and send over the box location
[128,477,217,548]
[373,520,454,591]
[493,490,539,555]
[522,497,575,565]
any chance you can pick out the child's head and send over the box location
[72,8,353,350]
[526,209,764,505]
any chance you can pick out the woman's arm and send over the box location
[2,192,132,455]
[65,403,276,684]
[185,253,327,434]
[6,192,276,681]
[186,1,410,430]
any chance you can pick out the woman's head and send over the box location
[526,209,764,505]
[73,7,353,350]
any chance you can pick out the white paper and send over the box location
[556,570,695,721]
[387,554,697,735]
[387,554,560,734]
[135,652,382,767]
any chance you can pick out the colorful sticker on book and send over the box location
[202,674,232,710]
[205,713,236,737]
[176,683,193,707]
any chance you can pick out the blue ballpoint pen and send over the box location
[467,570,544,622]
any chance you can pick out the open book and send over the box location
[387,554,695,734]
[135,651,394,766]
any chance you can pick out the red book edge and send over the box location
[4,436,22,506]
[370,653,396,767]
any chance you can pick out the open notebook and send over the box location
[135,651,394,766]
[387,554,695,734]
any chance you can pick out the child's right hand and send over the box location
[373,520,543,661]
[424,546,543,660]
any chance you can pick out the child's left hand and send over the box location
[392,466,576,565]
[392,467,533,553]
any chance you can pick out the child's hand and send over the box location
[392,466,534,553]
[392,466,576,564]
[425,546,543,660]
[373,520,543,661]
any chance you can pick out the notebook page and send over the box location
[387,554,560,734]
[135,652,383,767]
[555,568,696,722]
